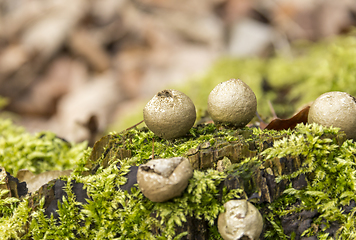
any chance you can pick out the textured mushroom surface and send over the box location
[218,200,263,240]
[207,79,257,127]
[143,89,196,140]
[308,91,356,139]
[137,157,193,202]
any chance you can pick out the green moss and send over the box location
[2,121,356,239]
[263,123,356,239]
[0,188,20,219]
[0,118,88,176]
[1,201,30,240]
[24,160,238,240]
[106,124,255,166]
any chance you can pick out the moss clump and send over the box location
[263,124,356,239]
[0,118,88,176]
[2,121,356,239]
[0,198,30,239]
[92,123,258,168]
[26,160,238,240]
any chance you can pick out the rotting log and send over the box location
[20,125,349,239]
[80,126,347,239]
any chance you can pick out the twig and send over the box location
[268,100,278,119]
[124,120,144,132]
[255,111,264,123]
[256,111,268,129]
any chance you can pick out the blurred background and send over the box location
[1,0,356,146]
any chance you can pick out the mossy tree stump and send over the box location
[4,123,356,239]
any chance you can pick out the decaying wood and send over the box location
[78,127,347,239]
[83,127,347,208]
[9,125,346,239]
[0,166,28,199]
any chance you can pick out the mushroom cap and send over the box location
[218,200,263,240]
[143,89,196,140]
[207,79,257,127]
[308,91,356,139]
[137,157,193,202]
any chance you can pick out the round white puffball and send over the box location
[308,91,356,139]
[208,79,257,127]
[143,89,196,140]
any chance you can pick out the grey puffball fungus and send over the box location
[143,89,196,140]
[218,200,263,240]
[208,79,257,127]
[137,157,193,202]
[308,91,356,140]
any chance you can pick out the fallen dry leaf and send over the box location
[263,106,310,131]
[17,169,72,193]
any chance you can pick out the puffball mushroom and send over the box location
[137,157,193,202]
[208,79,257,127]
[218,200,263,240]
[143,89,196,140]
[308,91,356,140]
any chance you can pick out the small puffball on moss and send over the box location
[218,200,263,240]
[208,79,257,127]
[308,91,356,140]
[137,157,193,202]
[143,89,196,140]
